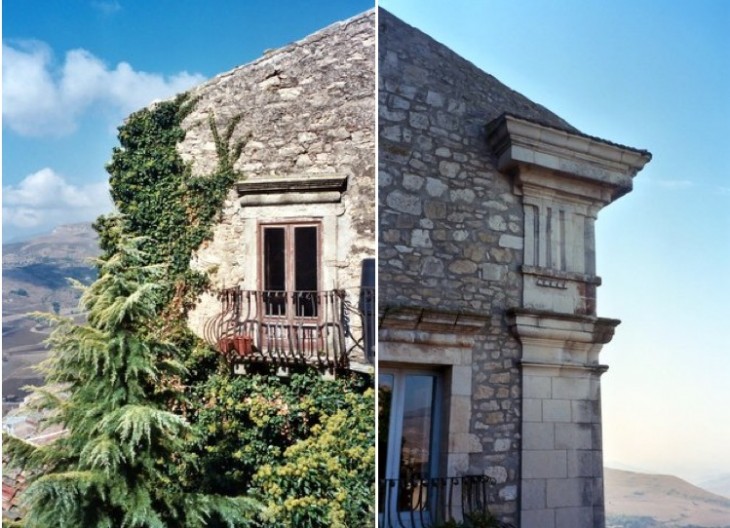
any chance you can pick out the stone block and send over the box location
[450,366,472,397]
[551,377,593,400]
[523,422,554,450]
[567,449,598,478]
[498,234,523,249]
[572,399,599,423]
[521,508,555,528]
[555,423,593,450]
[523,375,552,399]
[543,399,572,423]
[448,395,472,433]
[499,485,518,501]
[522,450,567,479]
[494,438,512,452]
[554,506,594,528]
[480,263,506,281]
[485,465,508,484]
[448,432,482,453]
[546,478,585,508]
[523,398,543,422]
[521,479,546,510]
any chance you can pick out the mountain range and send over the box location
[2,223,99,414]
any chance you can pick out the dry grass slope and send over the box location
[606,468,730,527]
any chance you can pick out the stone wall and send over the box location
[377,9,574,522]
[181,11,375,359]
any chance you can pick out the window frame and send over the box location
[379,367,444,526]
[258,220,322,319]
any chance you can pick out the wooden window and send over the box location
[261,223,319,317]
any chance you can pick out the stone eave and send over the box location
[486,114,652,202]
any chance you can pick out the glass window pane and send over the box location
[294,226,318,291]
[400,375,435,479]
[263,228,286,316]
[263,227,286,291]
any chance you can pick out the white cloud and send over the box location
[91,0,122,15]
[3,168,113,232]
[2,40,206,137]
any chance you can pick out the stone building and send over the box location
[378,9,650,528]
[183,10,375,372]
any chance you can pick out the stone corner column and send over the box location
[509,310,617,528]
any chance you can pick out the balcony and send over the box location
[379,475,505,528]
[204,288,374,370]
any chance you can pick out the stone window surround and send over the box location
[378,307,490,478]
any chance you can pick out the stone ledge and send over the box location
[522,266,602,286]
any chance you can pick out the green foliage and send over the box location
[11,288,29,296]
[182,369,375,527]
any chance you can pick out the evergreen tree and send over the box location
[3,234,256,527]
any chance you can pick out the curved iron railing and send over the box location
[378,475,497,528]
[204,287,374,368]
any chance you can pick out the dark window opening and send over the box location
[262,224,319,317]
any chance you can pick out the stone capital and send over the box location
[507,308,620,367]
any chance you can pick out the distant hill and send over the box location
[700,475,730,501]
[606,468,730,527]
[2,223,100,414]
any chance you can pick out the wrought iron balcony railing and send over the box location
[204,287,374,369]
[378,475,498,528]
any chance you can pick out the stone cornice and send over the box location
[235,175,347,195]
[235,175,347,205]
[486,114,652,203]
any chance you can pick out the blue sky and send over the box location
[3,0,373,241]
[380,0,730,483]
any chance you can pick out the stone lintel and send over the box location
[486,114,651,203]
[235,175,347,205]
[239,191,342,206]
[380,306,490,335]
